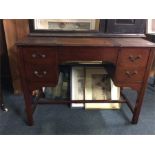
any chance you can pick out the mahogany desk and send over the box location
[16,37,155,126]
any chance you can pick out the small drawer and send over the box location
[59,47,118,64]
[115,67,145,83]
[117,48,149,67]
[23,47,57,64]
[25,64,58,83]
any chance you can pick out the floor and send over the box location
[0,79,155,135]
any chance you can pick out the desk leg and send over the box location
[132,50,154,124]
[23,87,33,126]
[131,89,145,124]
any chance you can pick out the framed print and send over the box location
[147,19,155,34]
[85,67,121,109]
[71,67,85,108]
[34,19,100,31]
[71,66,121,109]
[106,19,146,34]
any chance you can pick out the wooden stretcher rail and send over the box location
[37,99,127,104]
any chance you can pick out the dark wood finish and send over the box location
[22,47,59,85]
[115,47,150,84]
[116,67,145,83]
[17,37,116,46]
[38,99,127,104]
[17,37,155,47]
[17,47,34,125]
[25,64,58,83]
[58,47,118,64]
[22,47,58,64]
[29,33,145,38]
[146,34,155,87]
[16,37,155,125]
[132,49,155,123]
[117,48,149,67]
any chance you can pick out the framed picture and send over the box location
[34,19,100,31]
[85,67,121,109]
[71,66,121,109]
[71,67,85,108]
[147,19,155,34]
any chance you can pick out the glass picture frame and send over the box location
[71,67,85,108]
[34,19,100,31]
[147,19,155,34]
[71,66,121,109]
[85,67,121,109]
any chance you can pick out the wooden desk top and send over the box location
[111,38,155,47]
[16,37,155,47]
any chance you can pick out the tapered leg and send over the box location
[132,49,155,124]
[131,89,145,124]
[23,87,34,126]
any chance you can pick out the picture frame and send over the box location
[85,67,121,109]
[34,19,100,31]
[71,66,121,109]
[147,19,155,34]
[71,67,85,108]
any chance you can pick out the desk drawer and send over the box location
[117,48,149,67]
[25,64,58,83]
[23,47,57,64]
[59,47,118,64]
[116,67,145,83]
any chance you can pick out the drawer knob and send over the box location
[41,54,46,58]
[125,70,138,78]
[34,70,47,78]
[32,53,46,58]
[32,54,37,58]
[129,55,142,62]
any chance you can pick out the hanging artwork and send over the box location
[34,19,100,31]
[147,19,155,34]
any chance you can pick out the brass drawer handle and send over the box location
[41,54,46,58]
[32,53,46,58]
[128,55,142,62]
[34,70,47,78]
[32,54,37,58]
[125,70,138,78]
